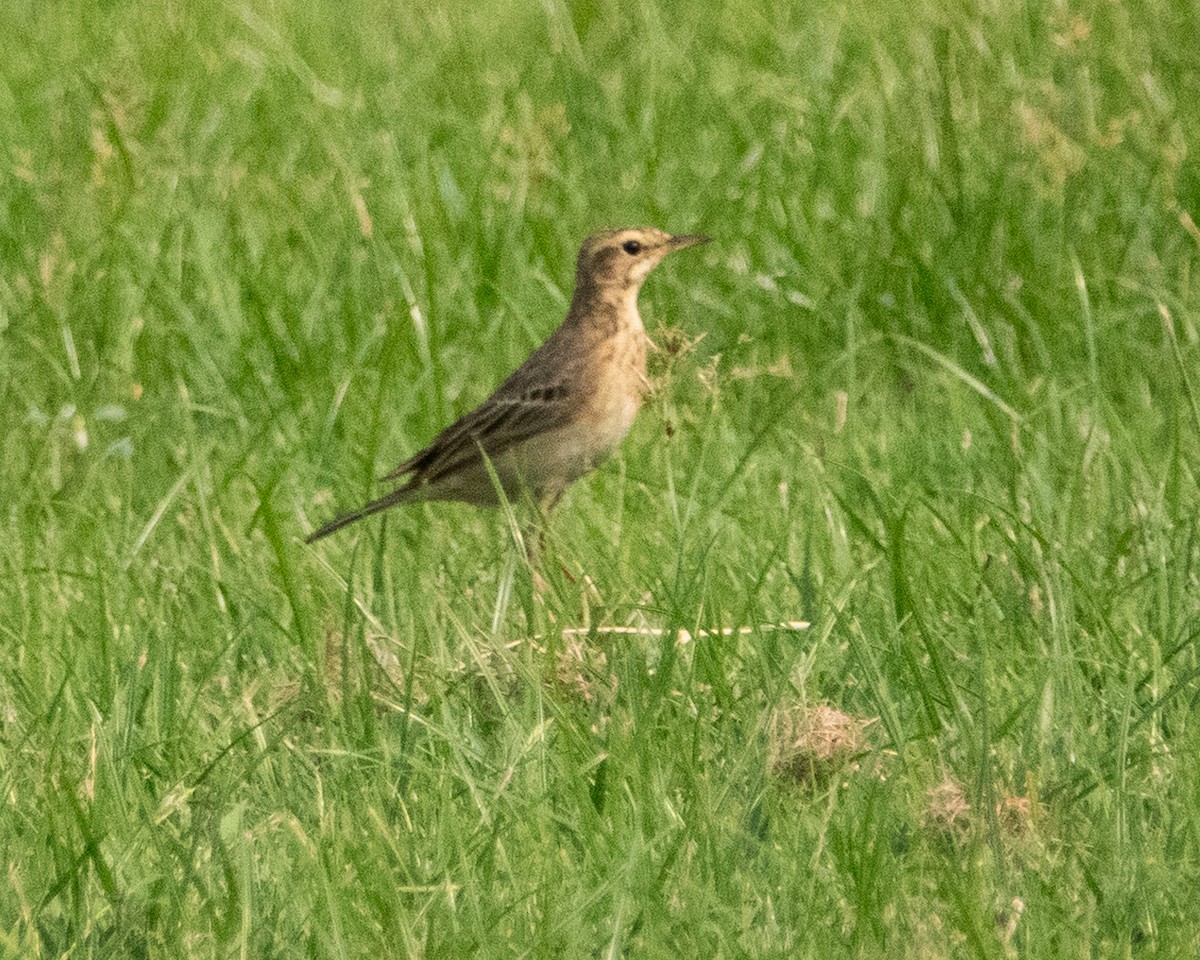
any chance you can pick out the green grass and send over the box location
[2,0,1199,955]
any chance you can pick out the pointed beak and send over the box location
[668,233,712,250]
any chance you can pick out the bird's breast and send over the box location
[583,330,647,446]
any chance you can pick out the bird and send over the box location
[306,227,710,544]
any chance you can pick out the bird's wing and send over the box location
[383,378,577,486]
[384,320,593,485]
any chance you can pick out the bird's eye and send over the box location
[621,239,642,255]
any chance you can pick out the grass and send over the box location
[2,0,1199,955]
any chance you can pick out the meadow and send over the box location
[2,0,1199,956]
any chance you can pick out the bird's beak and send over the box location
[668,234,712,250]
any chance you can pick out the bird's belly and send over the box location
[489,391,637,498]
[527,405,635,479]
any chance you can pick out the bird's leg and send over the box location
[520,490,551,595]
[524,489,573,593]
[525,522,549,595]
[539,489,577,584]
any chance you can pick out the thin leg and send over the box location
[525,488,565,593]
[540,489,577,584]
[525,521,547,594]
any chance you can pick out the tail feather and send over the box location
[305,487,414,543]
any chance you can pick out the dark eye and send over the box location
[621,239,642,255]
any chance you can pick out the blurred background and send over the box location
[2,0,1198,955]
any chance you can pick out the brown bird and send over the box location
[306,227,709,543]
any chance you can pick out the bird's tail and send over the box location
[305,487,414,543]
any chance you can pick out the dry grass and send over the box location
[769,701,877,788]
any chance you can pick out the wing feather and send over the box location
[383,382,576,486]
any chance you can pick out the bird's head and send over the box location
[575,227,710,294]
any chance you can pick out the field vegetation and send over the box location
[2,0,1198,955]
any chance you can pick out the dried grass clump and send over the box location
[924,778,973,838]
[769,701,875,787]
[554,635,618,707]
[923,777,1038,841]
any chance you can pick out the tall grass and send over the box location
[1,0,1198,955]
